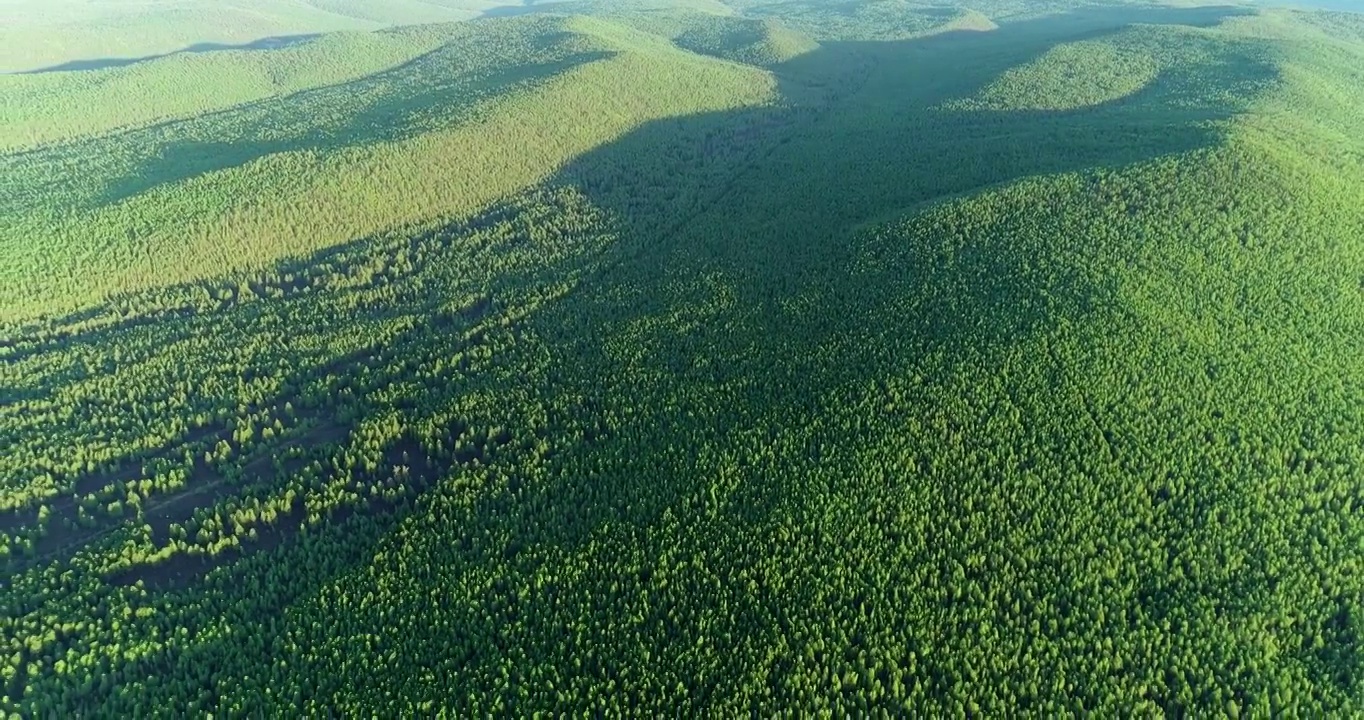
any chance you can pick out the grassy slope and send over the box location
[0,1,374,74]
[0,0,508,73]
[0,15,774,499]
[0,25,464,150]
[3,2,1364,716]
[0,15,775,324]
[948,28,1165,110]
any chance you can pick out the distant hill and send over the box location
[0,0,507,74]
[0,14,777,322]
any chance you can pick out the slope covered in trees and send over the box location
[2,0,1364,715]
[0,14,776,322]
[0,0,519,74]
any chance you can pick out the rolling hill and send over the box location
[2,0,1363,715]
[0,0,524,74]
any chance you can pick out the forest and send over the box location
[2,0,1364,715]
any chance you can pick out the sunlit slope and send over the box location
[638,14,821,66]
[0,25,469,150]
[949,29,1165,110]
[488,0,737,17]
[0,0,500,74]
[723,0,1153,30]
[477,5,820,66]
[0,15,775,324]
[760,16,1364,710]
[812,146,1364,713]
[723,0,1001,40]
[302,0,502,24]
[0,1,374,74]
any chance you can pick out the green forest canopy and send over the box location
[2,0,1364,715]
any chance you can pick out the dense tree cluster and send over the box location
[2,2,1363,716]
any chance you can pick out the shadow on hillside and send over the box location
[11,35,320,75]
[544,2,1268,344]
[468,0,1272,540]
[15,0,1265,556]
[2,28,608,219]
[82,48,611,210]
[10,3,1285,710]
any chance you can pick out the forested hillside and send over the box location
[0,0,525,74]
[3,0,1364,715]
